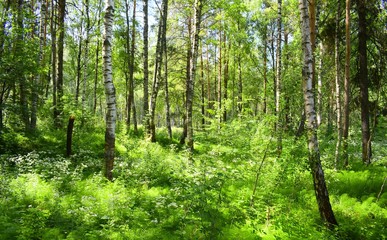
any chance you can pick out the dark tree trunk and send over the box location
[66,116,75,157]
[357,0,371,164]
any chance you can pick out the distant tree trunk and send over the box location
[237,45,242,115]
[200,46,205,127]
[357,0,371,164]
[223,40,229,122]
[143,0,149,134]
[149,0,168,142]
[130,0,138,133]
[162,1,172,139]
[15,0,30,132]
[180,16,191,144]
[276,0,282,155]
[263,26,268,114]
[334,3,342,169]
[317,43,323,126]
[94,0,102,115]
[82,0,90,120]
[186,0,203,151]
[217,29,222,124]
[299,0,338,228]
[66,116,75,157]
[124,0,131,129]
[103,0,117,181]
[75,28,83,104]
[343,0,351,166]
[55,0,65,128]
[94,39,100,114]
[51,0,57,127]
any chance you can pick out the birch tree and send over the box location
[103,0,116,181]
[186,0,203,151]
[299,0,338,228]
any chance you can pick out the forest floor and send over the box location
[0,116,386,239]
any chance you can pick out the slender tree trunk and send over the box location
[75,29,83,104]
[130,0,138,133]
[200,46,205,127]
[149,0,168,142]
[237,45,242,115]
[143,0,149,135]
[16,0,30,132]
[180,16,191,144]
[51,0,57,127]
[276,0,282,155]
[223,40,229,122]
[164,54,172,139]
[357,0,371,164]
[334,3,342,169]
[186,0,203,151]
[317,43,323,126]
[263,26,268,114]
[93,0,102,115]
[343,0,351,167]
[125,0,131,129]
[299,0,338,228]
[82,0,90,120]
[55,0,65,128]
[103,0,117,181]
[217,29,222,124]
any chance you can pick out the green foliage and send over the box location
[1,116,386,239]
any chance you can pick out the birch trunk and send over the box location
[334,4,342,169]
[103,0,116,181]
[299,0,338,228]
[186,0,203,151]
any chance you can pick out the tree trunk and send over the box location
[334,3,342,169]
[93,0,102,115]
[143,0,149,134]
[357,0,371,164]
[103,0,117,181]
[263,26,268,114]
[200,46,205,127]
[75,29,82,104]
[299,0,338,228]
[162,1,172,139]
[186,0,203,151]
[82,0,90,121]
[218,29,222,124]
[343,0,351,167]
[66,116,75,157]
[16,0,30,132]
[276,0,282,155]
[149,0,168,142]
[223,40,229,122]
[130,0,138,133]
[55,0,65,129]
[51,0,57,127]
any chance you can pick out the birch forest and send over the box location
[0,0,386,238]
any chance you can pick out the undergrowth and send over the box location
[0,117,386,239]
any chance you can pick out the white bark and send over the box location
[103,0,116,180]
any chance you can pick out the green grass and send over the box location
[0,117,386,239]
